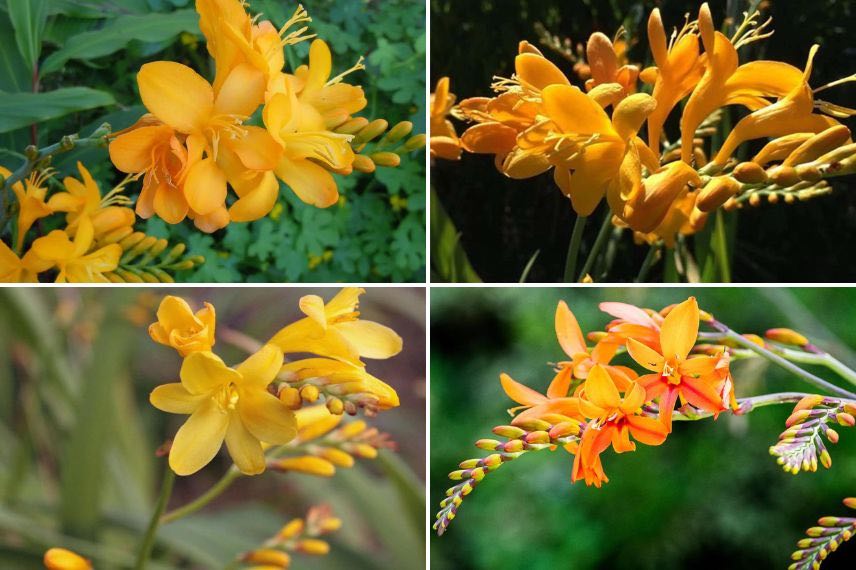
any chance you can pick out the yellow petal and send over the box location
[238,388,297,444]
[660,297,699,360]
[334,320,403,359]
[225,414,265,475]
[169,398,228,476]
[515,53,569,90]
[626,338,665,372]
[542,84,614,136]
[647,8,668,68]
[214,63,264,116]
[109,125,173,173]
[431,77,450,116]
[192,206,230,233]
[584,365,621,411]
[276,157,338,207]
[153,182,189,224]
[587,32,618,86]
[138,61,214,133]
[303,39,332,96]
[180,351,241,395]
[184,158,227,215]
[230,126,281,171]
[611,93,656,141]
[619,382,647,414]
[31,230,74,261]
[228,170,279,222]
[325,287,363,316]
[150,382,204,414]
[235,344,283,388]
[299,294,328,328]
[157,295,199,330]
[555,300,586,357]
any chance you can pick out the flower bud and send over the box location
[369,152,401,167]
[354,119,388,144]
[243,548,291,567]
[279,386,302,409]
[270,456,336,477]
[352,154,376,173]
[837,412,855,427]
[784,125,852,166]
[765,328,809,347]
[697,175,741,212]
[732,161,768,183]
[325,396,344,415]
[296,539,330,555]
[493,425,526,439]
[44,548,92,570]
[825,428,839,443]
[335,117,370,135]
[300,385,320,403]
[148,296,216,356]
[475,438,501,450]
[403,133,427,151]
[317,447,354,467]
[278,519,305,540]
[843,497,856,510]
[767,165,799,187]
[795,164,822,182]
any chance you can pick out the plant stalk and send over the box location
[160,467,241,525]
[134,464,175,570]
[578,212,612,281]
[563,215,587,282]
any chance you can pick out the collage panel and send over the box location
[430,287,856,569]
[0,287,425,569]
[430,0,856,283]
[0,0,426,284]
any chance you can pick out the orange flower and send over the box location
[499,369,582,426]
[625,297,727,430]
[572,365,668,487]
[430,77,462,160]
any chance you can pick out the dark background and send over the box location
[431,0,856,282]
[430,287,856,569]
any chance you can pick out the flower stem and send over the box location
[671,392,831,421]
[134,463,175,570]
[767,346,856,388]
[708,320,856,399]
[634,243,661,283]
[577,212,612,281]
[160,467,242,525]
[563,215,587,282]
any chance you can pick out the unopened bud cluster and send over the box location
[770,396,855,473]
[789,497,856,570]
[239,505,342,569]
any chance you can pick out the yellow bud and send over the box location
[765,328,809,346]
[795,164,822,182]
[352,154,376,173]
[243,548,291,567]
[338,421,366,439]
[748,193,761,207]
[300,385,320,403]
[732,161,768,184]
[335,117,370,135]
[350,443,378,459]
[767,165,799,187]
[752,133,814,166]
[369,152,401,167]
[784,125,852,166]
[318,516,343,533]
[767,192,780,204]
[317,447,354,467]
[296,539,330,555]
[279,386,303,410]
[44,548,92,570]
[784,193,796,204]
[325,396,344,415]
[271,456,336,477]
[277,519,305,540]
[697,175,741,212]
[843,497,856,510]
[381,121,413,145]
[354,119,388,144]
[742,334,765,347]
[403,133,427,151]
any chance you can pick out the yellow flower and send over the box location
[619,160,702,233]
[584,32,639,96]
[269,287,402,364]
[43,548,92,570]
[280,357,400,410]
[150,344,296,476]
[47,161,135,237]
[3,167,52,252]
[148,295,216,356]
[541,86,656,215]
[30,216,121,283]
[430,77,462,160]
[0,240,48,282]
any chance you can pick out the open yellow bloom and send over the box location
[430,77,462,160]
[43,547,92,570]
[280,357,400,410]
[150,345,296,476]
[0,240,47,282]
[541,86,656,215]
[269,287,402,364]
[4,167,52,252]
[30,216,121,283]
[149,295,216,356]
[47,161,134,237]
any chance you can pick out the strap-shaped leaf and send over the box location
[0,87,115,133]
[7,0,47,72]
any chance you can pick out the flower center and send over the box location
[662,358,682,385]
[214,383,240,412]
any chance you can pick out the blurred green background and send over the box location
[431,0,856,282]
[0,0,426,282]
[430,287,855,569]
[0,287,425,569]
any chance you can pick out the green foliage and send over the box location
[0,0,426,282]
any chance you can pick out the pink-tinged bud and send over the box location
[459,459,480,469]
[765,328,809,346]
[470,467,486,482]
[794,395,824,412]
[502,440,525,453]
[843,497,856,510]
[733,161,768,184]
[837,412,855,427]
[475,438,501,450]
[493,425,526,439]
[549,422,580,438]
[825,428,839,443]
[697,176,741,212]
[482,454,503,468]
[587,331,607,342]
[818,516,840,527]
[820,450,832,469]
[524,431,551,444]
[461,481,474,496]
[448,469,468,481]
[514,418,552,432]
[806,526,826,537]
[844,403,856,415]
[786,409,811,428]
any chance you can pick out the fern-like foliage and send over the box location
[769,396,855,473]
[434,417,581,536]
[789,498,856,570]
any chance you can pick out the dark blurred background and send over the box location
[430,287,855,569]
[431,0,856,282]
[0,287,425,569]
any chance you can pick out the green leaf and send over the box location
[0,87,115,133]
[0,11,30,92]
[40,9,200,76]
[7,0,47,72]
[430,189,481,283]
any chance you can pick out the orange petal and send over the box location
[660,297,699,360]
[515,53,570,90]
[584,365,620,410]
[680,376,725,414]
[276,157,338,207]
[184,158,227,215]
[546,366,573,399]
[555,300,586,357]
[499,372,547,407]
[137,61,214,133]
[626,414,668,445]
[626,338,664,372]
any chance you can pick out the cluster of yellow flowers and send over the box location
[147,287,402,476]
[109,0,423,232]
[431,2,855,247]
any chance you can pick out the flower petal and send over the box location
[620,381,647,414]
[680,355,719,377]
[231,126,281,171]
[626,338,665,372]
[238,388,298,445]
[546,365,573,399]
[225,414,265,475]
[150,382,204,414]
[235,344,283,388]
[660,297,699,360]
[599,302,658,327]
[626,414,668,445]
[228,171,279,222]
[500,372,547,407]
[180,351,241,395]
[169,398,228,476]
[334,320,403,359]
[276,157,338,207]
[680,376,725,414]
[109,125,173,173]
[555,300,586,357]
[542,84,613,136]
[515,53,570,90]
[137,61,214,133]
[214,63,264,117]
[184,158,227,215]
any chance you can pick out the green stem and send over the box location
[670,392,846,421]
[562,215,587,282]
[160,467,241,525]
[577,211,612,281]
[712,209,731,283]
[758,345,856,388]
[134,464,175,570]
[709,321,856,400]
[635,243,661,283]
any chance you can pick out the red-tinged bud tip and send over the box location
[765,328,810,346]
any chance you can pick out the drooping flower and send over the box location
[268,287,403,364]
[4,167,53,252]
[430,77,462,160]
[572,364,668,487]
[0,240,48,282]
[148,295,216,356]
[625,296,728,430]
[29,216,121,283]
[150,344,296,476]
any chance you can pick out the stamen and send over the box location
[732,10,774,50]
[813,73,856,94]
[279,4,315,46]
[327,56,365,86]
